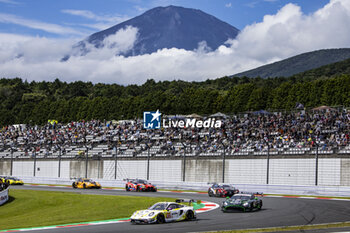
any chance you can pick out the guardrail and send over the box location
[0,186,9,206]
[20,177,350,197]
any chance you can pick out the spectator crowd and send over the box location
[0,109,349,158]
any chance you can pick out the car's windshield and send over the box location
[230,195,250,200]
[222,185,233,189]
[138,179,148,184]
[83,179,93,182]
[8,177,17,181]
[149,203,167,210]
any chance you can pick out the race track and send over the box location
[9,185,350,233]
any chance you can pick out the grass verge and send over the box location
[211,221,350,233]
[0,189,174,230]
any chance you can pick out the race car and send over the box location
[130,199,196,224]
[221,193,263,212]
[0,176,24,185]
[72,178,101,189]
[208,183,239,197]
[125,179,157,192]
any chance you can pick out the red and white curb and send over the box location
[196,201,220,213]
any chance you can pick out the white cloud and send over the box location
[1,0,350,85]
[0,0,18,4]
[225,3,232,8]
[62,9,130,30]
[0,13,84,35]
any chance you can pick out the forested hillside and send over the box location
[234,48,350,78]
[1,62,350,125]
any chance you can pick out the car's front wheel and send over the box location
[72,183,77,189]
[156,214,165,224]
[208,190,214,197]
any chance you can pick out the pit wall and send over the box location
[0,157,349,186]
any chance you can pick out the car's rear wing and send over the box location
[239,191,264,197]
[175,199,196,205]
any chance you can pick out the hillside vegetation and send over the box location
[1,58,350,125]
[234,48,350,78]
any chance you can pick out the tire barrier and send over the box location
[0,186,9,206]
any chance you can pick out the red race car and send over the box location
[208,183,239,197]
[125,179,157,192]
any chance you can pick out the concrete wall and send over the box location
[13,161,34,177]
[226,159,267,184]
[269,158,315,185]
[149,160,182,182]
[341,158,350,186]
[0,160,11,175]
[69,160,103,179]
[0,157,349,186]
[185,159,223,182]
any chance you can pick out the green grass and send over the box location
[0,189,174,230]
[211,221,350,233]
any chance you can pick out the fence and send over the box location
[1,152,350,186]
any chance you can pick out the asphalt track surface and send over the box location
[10,185,350,233]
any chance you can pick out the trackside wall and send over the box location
[0,157,349,186]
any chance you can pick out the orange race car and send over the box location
[125,178,157,192]
[72,178,101,189]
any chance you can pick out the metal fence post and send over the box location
[315,143,319,186]
[221,142,226,183]
[85,147,89,178]
[58,148,61,178]
[10,148,13,176]
[182,143,186,182]
[114,145,118,180]
[147,145,150,180]
[266,145,270,185]
[33,151,36,177]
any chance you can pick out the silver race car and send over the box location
[130,199,196,224]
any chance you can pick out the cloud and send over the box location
[1,0,350,85]
[225,3,232,8]
[0,13,84,35]
[0,0,18,4]
[62,9,130,30]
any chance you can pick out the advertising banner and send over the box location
[0,187,9,206]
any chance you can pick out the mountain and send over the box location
[71,5,239,58]
[292,57,350,80]
[233,48,350,78]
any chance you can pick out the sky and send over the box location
[0,0,349,84]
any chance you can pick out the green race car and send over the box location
[221,193,263,212]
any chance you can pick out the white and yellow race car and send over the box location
[130,199,196,224]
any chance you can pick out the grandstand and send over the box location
[0,109,349,159]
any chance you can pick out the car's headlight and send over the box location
[243,202,249,207]
[223,202,228,206]
[148,212,154,217]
